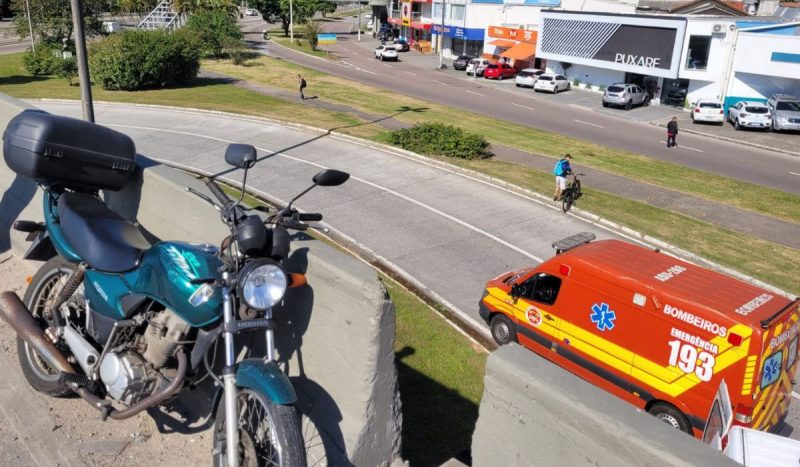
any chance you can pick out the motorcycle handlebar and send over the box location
[298,213,322,222]
[280,219,308,231]
[206,179,231,205]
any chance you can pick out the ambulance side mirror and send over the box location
[510,284,521,299]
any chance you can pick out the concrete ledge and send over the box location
[471,344,737,467]
[0,95,402,466]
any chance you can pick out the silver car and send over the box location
[602,83,649,110]
[766,94,800,132]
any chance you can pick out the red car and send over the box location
[483,63,516,80]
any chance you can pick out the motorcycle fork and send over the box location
[221,273,240,467]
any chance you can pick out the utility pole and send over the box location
[289,0,294,43]
[24,0,35,53]
[70,0,94,122]
[357,0,361,41]
[437,0,445,69]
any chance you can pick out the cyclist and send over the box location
[553,154,573,201]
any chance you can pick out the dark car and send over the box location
[453,55,472,71]
[393,39,410,52]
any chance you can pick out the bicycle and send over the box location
[560,173,584,213]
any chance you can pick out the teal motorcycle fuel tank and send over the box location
[84,242,224,327]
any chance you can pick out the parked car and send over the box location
[728,101,771,130]
[466,58,490,77]
[452,55,473,71]
[690,98,724,125]
[515,68,545,88]
[483,63,516,80]
[393,39,410,52]
[602,83,649,110]
[766,94,800,132]
[533,73,570,93]
[245,8,258,15]
[374,45,398,61]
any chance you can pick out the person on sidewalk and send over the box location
[298,74,307,100]
[553,154,573,201]
[667,117,679,148]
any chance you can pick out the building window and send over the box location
[450,4,465,20]
[432,3,443,19]
[686,36,711,70]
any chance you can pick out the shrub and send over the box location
[89,29,200,91]
[55,56,78,85]
[388,123,492,160]
[303,20,321,50]
[185,9,242,58]
[23,45,62,75]
[572,78,580,86]
[223,38,247,65]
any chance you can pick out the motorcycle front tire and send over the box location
[213,388,306,467]
[17,256,77,397]
[562,190,574,213]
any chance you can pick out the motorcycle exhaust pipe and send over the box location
[0,291,76,374]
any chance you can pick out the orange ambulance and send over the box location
[479,232,799,438]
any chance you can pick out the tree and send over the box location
[10,0,105,46]
[172,0,239,18]
[252,0,318,36]
[316,0,335,17]
[185,9,242,58]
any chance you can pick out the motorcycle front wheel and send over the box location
[213,389,306,467]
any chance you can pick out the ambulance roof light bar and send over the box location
[552,232,596,255]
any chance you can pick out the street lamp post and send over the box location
[437,0,445,69]
[289,0,294,43]
[357,0,361,41]
[69,0,94,122]
[23,0,35,53]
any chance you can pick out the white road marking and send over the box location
[433,80,447,85]
[105,123,545,262]
[340,61,378,75]
[383,63,392,67]
[658,141,704,153]
[512,103,536,111]
[790,172,800,177]
[574,119,604,129]
[793,391,800,400]
[405,71,417,76]
[465,90,484,96]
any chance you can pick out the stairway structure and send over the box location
[137,0,179,30]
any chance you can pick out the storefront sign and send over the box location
[537,12,686,78]
[401,2,411,27]
[432,25,485,41]
[488,26,537,43]
[473,0,560,5]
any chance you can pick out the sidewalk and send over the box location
[202,57,800,251]
[352,37,800,158]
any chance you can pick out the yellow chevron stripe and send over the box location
[742,355,759,396]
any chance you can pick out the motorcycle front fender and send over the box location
[236,359,297,405]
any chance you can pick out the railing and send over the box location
[411,12,422,21]
[390,9,401,17]
[137,0,179,30]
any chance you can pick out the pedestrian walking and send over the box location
[667,116,678,148]
[298,74,307,100]
[552,153,573,201]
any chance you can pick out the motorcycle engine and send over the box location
[98,309,189,405]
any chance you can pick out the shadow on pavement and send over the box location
[396,346,478,467]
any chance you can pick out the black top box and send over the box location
[3,109,137,192]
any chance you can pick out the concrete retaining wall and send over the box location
[0,94,402,466]
[471,344,737,467]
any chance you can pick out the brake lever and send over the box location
[186,187,221,211]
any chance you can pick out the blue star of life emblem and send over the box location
[764,358,779,383]
[590,302,616,332]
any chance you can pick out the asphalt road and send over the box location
[241,17,800,195]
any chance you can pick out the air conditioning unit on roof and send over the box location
[712,23,727,34]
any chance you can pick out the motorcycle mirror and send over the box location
[225,144,257,170]
[312,169,350,187]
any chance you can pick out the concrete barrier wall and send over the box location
[0,94,402,466]
[471,344,738,467]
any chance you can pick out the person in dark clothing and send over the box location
[298,74,307,100]
[667,117,678,148]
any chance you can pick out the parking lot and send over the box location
[385,44,800,157]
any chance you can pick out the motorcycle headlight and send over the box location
[238,260,287,311]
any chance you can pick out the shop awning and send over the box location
[489,39,517,48]
[500,42,536,60]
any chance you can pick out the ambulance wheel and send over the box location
[648,403,692,434]
[490,314,516,346]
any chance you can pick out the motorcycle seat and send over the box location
[57,192,151,273]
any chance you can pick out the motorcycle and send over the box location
[0,109,349,467]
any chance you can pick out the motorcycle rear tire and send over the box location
[17,256,78,397]
[213,388,306,467]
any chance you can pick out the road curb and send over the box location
[649,121,800,158]
[31,100,796,302]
